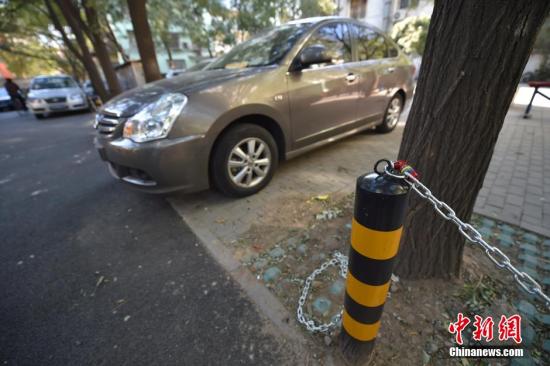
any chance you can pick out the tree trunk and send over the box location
[102,13,129,62]
[161,35,173,67]
[46,0,109,102]
[127,0,162,82]
[81,0,122,96]
[395,0,550,279]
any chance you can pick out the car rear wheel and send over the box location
[34,113,45,120]
[211,123,278,197]
[376,95,403,133]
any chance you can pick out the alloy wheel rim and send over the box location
[386,98,402,128]
[227,137,271,188]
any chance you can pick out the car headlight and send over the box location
[69,93,84,101]
[123,93,187,143]
[28,97,44,104]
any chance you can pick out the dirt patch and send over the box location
[230,192,549,365]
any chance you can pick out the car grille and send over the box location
[45,97,67,103]
[95,113,125,138]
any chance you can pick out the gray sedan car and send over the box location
[95,17,414,197]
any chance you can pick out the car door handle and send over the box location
[345,73,357,82]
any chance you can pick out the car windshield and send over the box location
[31,77,76,90]
[0,88,8,97]
[207,24,310,70]
[188,59,213,72]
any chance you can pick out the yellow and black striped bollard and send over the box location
[340,163,410,365]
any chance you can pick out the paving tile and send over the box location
[522,233,540,244]
[498,234,515,247]
[518,253,538,266]
[506,195,524,206]
[487,195,506,208]
[518,242,538,255]
[480,217,495,228]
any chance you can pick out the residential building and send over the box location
[111,19,201,75]
[336,0,433,32]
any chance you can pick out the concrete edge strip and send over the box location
[167,199,326,364]
[474,207,550,238]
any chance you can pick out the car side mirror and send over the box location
[291,45,332,71]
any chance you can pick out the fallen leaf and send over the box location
[96,275,105,288]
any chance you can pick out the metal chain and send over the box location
[296,251,348,333]
[384,163,550,310]
[296,163,549,334]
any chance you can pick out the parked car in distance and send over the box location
[0,87,14,111]
[166,69,187,79]
[27,75,89,119]
[95,17,414,197]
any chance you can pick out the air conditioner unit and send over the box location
[394,11,404,21]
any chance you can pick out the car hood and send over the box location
[102,67,271,117]
[28,87,82,98]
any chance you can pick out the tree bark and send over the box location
[81,0,122,96]
[395,0,550,279]
[46,0,109,101]
[161,35,173,67]
[127,0,162,82]
[102,13,129,62]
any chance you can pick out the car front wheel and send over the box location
[211,123,278,197]
[376,95,403,133]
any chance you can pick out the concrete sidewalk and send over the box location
[475,106,550,237]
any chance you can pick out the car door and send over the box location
[287,22,360,148]
[353,25,397,122]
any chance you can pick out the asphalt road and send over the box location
[0,111,286,365]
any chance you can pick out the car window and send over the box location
[207,24,310,70]
[386,40,399,58]
[31,77,76,90]
[301,22,352,69]
[354,25,388,61]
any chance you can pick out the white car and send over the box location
[165,69,187,79]
[27,75,89,119]
[0,87,13,111]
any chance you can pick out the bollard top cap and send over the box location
[357,172,410,196]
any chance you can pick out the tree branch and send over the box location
[44,0,84,61]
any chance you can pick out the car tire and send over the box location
[34,113,45,120]
[211,123,278,197]
[376,94,403,133]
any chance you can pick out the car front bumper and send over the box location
[29,100,88,114]
[0,98,13,110]
[94,135,210,193]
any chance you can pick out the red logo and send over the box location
[448,312,471,345]
[498,315,522,344]
[448,314,522,345]
[472,315,494,342]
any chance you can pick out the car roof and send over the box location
[286,16,345,25]
[32,75,72,81]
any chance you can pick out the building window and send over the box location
[350,0,367,19]
[168,59,186,69]
[400,0,410,9]
[168,33,181,50]
[127,30,137,51]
